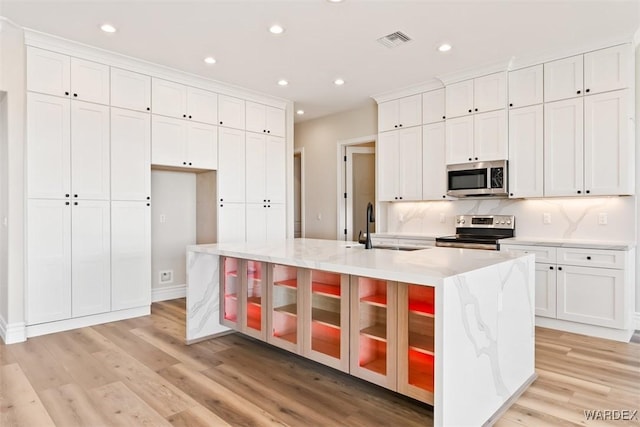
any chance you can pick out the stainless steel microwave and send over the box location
[446,160,508,197]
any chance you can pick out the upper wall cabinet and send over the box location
[151,115,218,170]
[378,94,421,132]
[218,95,246,130]
[544,44,629,103]
[111,68,151,112]
[508,65,543,108]
[152,78,218,125]
[246,102,286,137]
[422,89,445,124]
[446,73,506,119]
[27,46,110,105]
[111,108,151,201]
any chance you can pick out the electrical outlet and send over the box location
[159,270,173,284]
[439,213,446,223]
[543,213,551,224]
[598,212,608,225]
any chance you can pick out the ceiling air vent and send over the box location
[377,31,412,48]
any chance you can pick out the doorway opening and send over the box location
[294,148,304,238]
[337,136,376,241]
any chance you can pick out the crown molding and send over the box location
[371,78,443,104]
[436,59,510,86]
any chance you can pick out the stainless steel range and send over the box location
[435,215,515,250]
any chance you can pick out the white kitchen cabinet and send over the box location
[508,65,543,108]
[27,93,71,199]
[152,78,218,125]
[377,127,422,201]
[535,263,557,318]
[246,203,286,242]
[421,122,448,200]
[27,47,71,98]
[218,95,246,130]
[584,90,633,196]
[218,202,246,243]
[26,199,72,325]
[445,79,474,119]
[446,73,505,118]
[218,127,246,203]
[422,89,445,124]
[266,203,287,240]
[508,104,543,198]
[445,111,506,165]
[111,68,151,112]
[246,133,286,204]
[378,94,421,132]
[544,55,584,102]
[70,57,110,105]
[246,102,285,137]
[111,108,151,201]
[71,101,110,200]
[71,200,111,317]
[445,116,474,164]
[151,115,218,170]
[187,86,219,125]
[544,97,584,196]
[584,45,630,95]
[111,201,151,311]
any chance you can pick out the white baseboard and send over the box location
[536,317,634,342]
[0,314,26,344]
[152,284,186,302]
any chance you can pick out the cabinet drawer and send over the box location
[501,245,556,263]
[557,248,625,269]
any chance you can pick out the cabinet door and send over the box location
[245,102,266,134]
[218,202,246,243]
[557,265,625,328]
[535,263,557,318]
[445,116,474,164]
[27,47,70,97]
[422,122,447,200]
[26,199,71,324]
[72,200,111,317]
[378,99,399,132]
[268,264,302,353]
[218,95,246,130]
[242,260,267,340]
[218,127,246,203]
[111,201,151,310]
[584,90,632,195]
[70,57,110,105]
[398,94,422,128]
[71,101,110,200]
[422,88,445,124]
[474,110,507,161]
[220,257,242,329]
[445,79,474,118]
[27,93,71,199]
[187,86,218,125]
[473,72,506,113]
[266,203,286,241]
[398,127,422,201]
[508,65,543,108]
[111,108,151,201]
[377,131,400,201]
[151,115,187,167]
[245,133,267,203]
[246,203,267,242]
[266,136,286,204]
[508,105,543,198]
[584,44,630,95]
[544,98,584,196]
[266,106,286,137]
[187,121,218,169]
[110,68,151,112]
[152,78,187,119]
[544,55,584,102]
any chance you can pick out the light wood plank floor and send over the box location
[1,299,638,426]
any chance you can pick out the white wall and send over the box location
[196,171,217,244]
[294,101,378,239]
[151,171,196,290]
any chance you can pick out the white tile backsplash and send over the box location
[386,196,637,242]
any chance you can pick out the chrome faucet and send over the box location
[365,202,374,249]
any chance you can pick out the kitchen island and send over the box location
[186,238,535,426]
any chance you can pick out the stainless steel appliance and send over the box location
[435,215,514,250]
[446,160,508,198]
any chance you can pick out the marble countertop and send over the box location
[499,237,636,250]
[188,238,528,286]
[372,233,438,241]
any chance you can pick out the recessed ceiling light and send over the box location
[438,43,452,52]
[278,79,289,86]
[269,24,285,35]
[204,57,216,64]
[296,110,305,115]
[327,0,344,2]
[334,78,345,86]
[100,24,116,33]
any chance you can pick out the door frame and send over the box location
[336,135,377,240]
[294,147,305,238]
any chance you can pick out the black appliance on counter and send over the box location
[435,215,515,250]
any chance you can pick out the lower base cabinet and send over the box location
[268,263,302,353]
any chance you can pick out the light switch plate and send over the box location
[598,213,608,225]
[543,213,551,224]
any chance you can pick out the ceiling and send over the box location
[2,0,639,122]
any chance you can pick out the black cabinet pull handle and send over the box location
[509,103,513,107]
[394,125,398,128]
[394,197,398,200]
[549,266,554,270]
[74,194,78,198]
[442,195,446,198]
[510,193,514,196]
[220,121,223,125]
[263,205,266,208]
[183,162,187,165]
[146,203,150,206]
[468,157,472,161]
[263,129,266,133]
[147,196,150,200]
[442,116,446,119]
[65,91,69,96]
[399,196,403,200]
[188,115,192,119]
[267,130,270,133]
[586,190,590,194]
[585,89,590,93]
[475,157,478,160]
[399,124,403,127]
[146,107,150,111]
[474,108,478,112]
[188,162,192,165]
[558,266,563,271]
[268,205,271,208]
[468,109,472,113]
[220,198,223,202]
[65,201,70,206]
[577,190,582,194]
[65,194,70,198]
[577,90,581,94]
[220,204,223,207]
[74,202,78,205]
[183,114,187,118]
[586,256,591,260]
[268,199,270,202]
[263,199,266,202]
[73,93,78,97]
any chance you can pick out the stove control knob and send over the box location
[506,220,512,225]
[460,219,465,224]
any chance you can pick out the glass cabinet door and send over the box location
[268,264,300,353]
[221,257,240,329]
[242,260,266,340]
